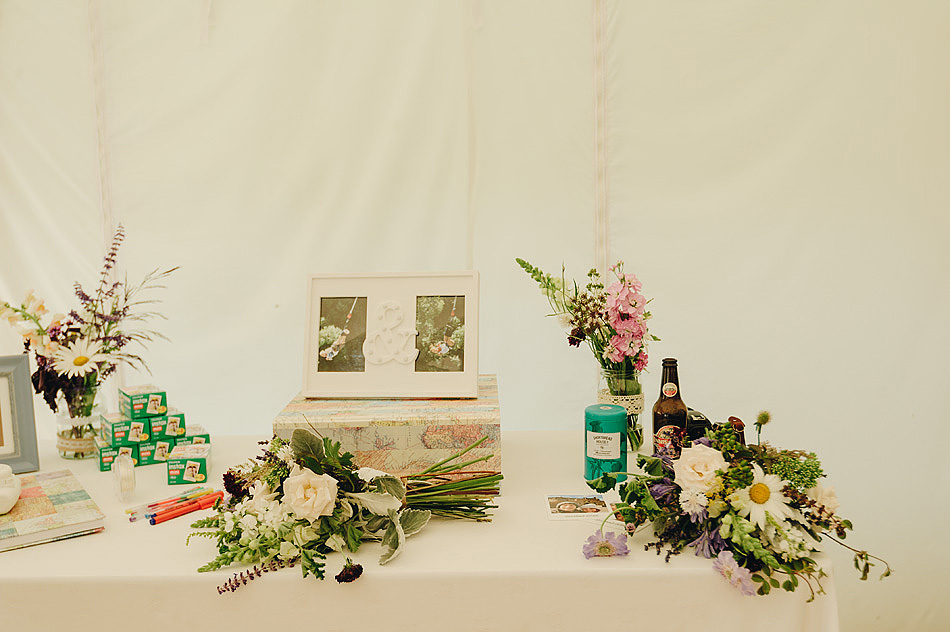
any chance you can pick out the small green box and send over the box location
[166,444,211,485]
[96,437,139,472]
[100,413,151,446]
[148,409,187,440]
[138,438,176,466]
[174,424,210,447]
[118,384,168,419]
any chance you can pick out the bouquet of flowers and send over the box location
[0,226,175,455]
[517,258,657,447]
[586,414,890,600]
[189,430,502,593]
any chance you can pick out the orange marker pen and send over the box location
[149,491,222,525]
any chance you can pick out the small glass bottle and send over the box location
[585,404,627,481]
[652,358,688,457]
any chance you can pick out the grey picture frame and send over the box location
[0,354,40,473]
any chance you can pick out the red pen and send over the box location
[149,491,223,525]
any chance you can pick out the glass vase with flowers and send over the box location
[0,226,176,459]
[517,258,657,452]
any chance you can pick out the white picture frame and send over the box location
[302,272,479,398]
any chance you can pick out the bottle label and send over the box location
[587,431,622,460]
[654,425,684,453]
[662,382,678,397]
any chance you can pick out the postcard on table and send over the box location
[545,494,610,520]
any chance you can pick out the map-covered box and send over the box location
[273,374,501,477]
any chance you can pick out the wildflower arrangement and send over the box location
[0,226,175,423]
[517,258,658,447]
[586,416,890,600]
[189,430,501,592]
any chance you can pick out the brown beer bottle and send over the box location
[652,358,688,456]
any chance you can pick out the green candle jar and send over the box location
[584,404,627,481]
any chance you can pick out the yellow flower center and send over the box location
[749,483,771,504]
[73,355,90,367]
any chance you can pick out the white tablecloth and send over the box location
[1,431,838,631]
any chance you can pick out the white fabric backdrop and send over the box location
[1,1,947,629]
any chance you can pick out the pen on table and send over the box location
[126,486,206,515]
[149,491,223,526]
[129,488,212,522]
[130,491,218,523]
[142,489,217,516]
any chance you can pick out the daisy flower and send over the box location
[729,464,795,530]
[53,338,111,378]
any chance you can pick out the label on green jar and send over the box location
[586,431,621,459]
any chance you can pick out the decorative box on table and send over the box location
[273,375,501,476]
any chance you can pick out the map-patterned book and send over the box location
[274,374,501,476]
[0,469,105,553]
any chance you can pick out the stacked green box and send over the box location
[100,413,151,446]
[118,385,168,419]
[174,424,210,447]
[95,437,139,472]
[167,444,211,485]
[148,409,187,441]
[96,385,209,475]
[138,439,177,466]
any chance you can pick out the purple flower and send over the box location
[648,478,677,504]
[689,525,726,558]
[583,530,630,559]
[712,551,757,596]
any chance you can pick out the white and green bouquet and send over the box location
[585,414,890,600]
[189,430,501,592]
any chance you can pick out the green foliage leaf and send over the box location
[349,491,402,516]
[399,509,431,537]
[372,475,407,501]
[379,512,407,565]
[292,429,325,462]
[636,454,667,477]
[587,472,618,493]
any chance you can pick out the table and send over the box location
[1,431,838,631]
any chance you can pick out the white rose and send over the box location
[806,483,840,514]
[283,464,339,521]
[672,444,729,493]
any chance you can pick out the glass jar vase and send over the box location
[55,384,100,460]
[597,367,644,452]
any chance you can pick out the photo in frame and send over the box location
[303,272,479,398]
[0,354,40,473]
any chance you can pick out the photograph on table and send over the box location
[303,272,479,398]
[415,295,464,372]
[317,297,367,373]
[0,354,39,473]
[545,494,610,520]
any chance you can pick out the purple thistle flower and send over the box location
[689,525,727,558]
[583,530,630,559]
[712,551,757,596]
